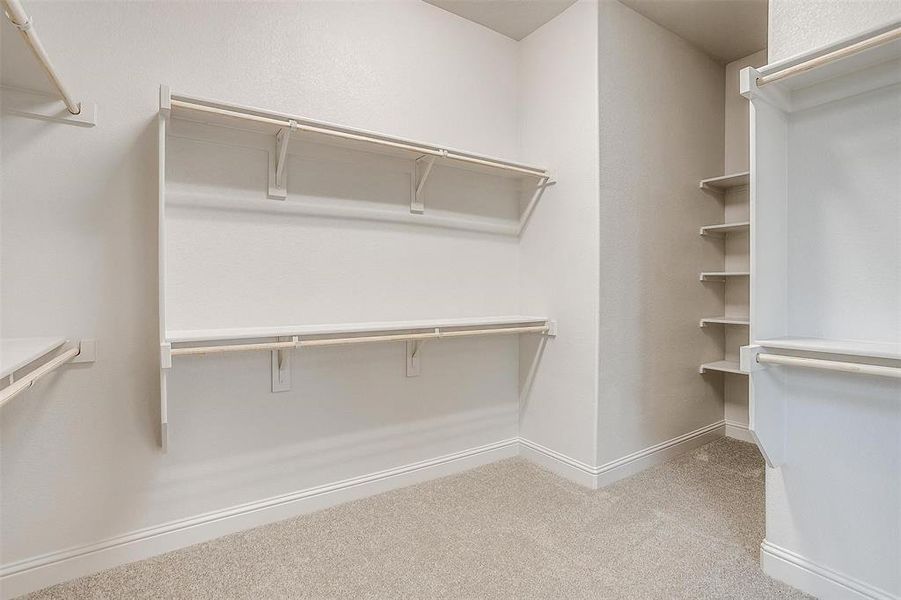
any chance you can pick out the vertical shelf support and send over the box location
[271,336,294,392]
[268,119,297,200]
[517,176,553,235]
[406,339,423,377]
[411,154,440,214]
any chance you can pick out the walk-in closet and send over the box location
[2,1,899,598]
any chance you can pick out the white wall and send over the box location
[768,0,901,62]
[1,0,526,584]
[595,1,725,466]
[517,0,600,468]
[759,5,901,597]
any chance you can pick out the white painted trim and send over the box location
[725,419,756,444]
[519,420,726,488]
[1,423,730,598]
[0,439,518,599]
[761,540,899,600]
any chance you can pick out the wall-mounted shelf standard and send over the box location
[700,360,745,375]
[0,338,96,407]
[699,316,749,327]
[699,172,749,192]
[699,271,750,281]
[160,87,552,235]
[158,316,555,451]
[699,221,749,236]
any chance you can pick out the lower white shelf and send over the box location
[1,337,66,379]
[699,271,750,281]
[700,316,750,327]
[700,360,746,375]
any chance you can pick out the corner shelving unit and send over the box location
[157,86,556,452]
[739,24,901,466]
[698,168,752,444]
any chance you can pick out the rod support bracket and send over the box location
[406,339,423,377]
[545,320,558,337]
[271,336,293,392]
[411,153,441,214]
[268,120,296,200]
[740,345,764,373]
[160,343,172,369]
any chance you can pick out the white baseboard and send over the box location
[725,419,756,443]
[761,540,898,600]
[1,422,729,599]
[0,438,518,600]
[519,420,726,489]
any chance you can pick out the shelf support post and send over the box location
[517,176,553,235]
[271,336,294,392]
[411,154,440,214]
[406,339,422,377]
[268,119,297,200]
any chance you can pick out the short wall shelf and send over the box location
[700,360,746,375]
[699,221,750,236]
[700,316,750,327]
[1,337,66,379]
[699,271,750,281]
[699,172,749,192]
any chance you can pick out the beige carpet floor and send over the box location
[23,438,809,599]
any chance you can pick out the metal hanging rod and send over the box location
[0,346,80,407]
[168,99,549,178]
[756,353,901,379]
[170,324,550,358]
[2,0,80,114]
[757,25,901,87]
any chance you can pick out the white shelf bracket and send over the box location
[411,154,440,214]
[271,336,294,392]
[406,339,423,377]
[545,320,558,337]
[268,119,297,200]
[517,176,554,235]
[160,343,172,369]
[740,345,765,373]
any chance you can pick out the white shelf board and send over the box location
[700,316,750,327]
[169,92,549,182]
[700,360,746,375]
[700,271,750,281]
[1,337,67,379]
[756,337,901,361]
[700,221,750,236]
[699,172,749,192]
[167,315,550,344]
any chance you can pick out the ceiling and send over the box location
[422,0,579,41]
[618,0,768,63]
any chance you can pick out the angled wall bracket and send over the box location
[271,336,295,392]
[410,153,441,214]
[268,119,297,199]
[406,339,423,377]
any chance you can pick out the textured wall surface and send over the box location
[768,0,901,62]
[1,0,526,573]
[596,1,726,465]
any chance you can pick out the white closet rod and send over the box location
[0,346,81,407]
[757,353,901,379]
[169,99,548,178]
[2,0,80,114]
[757,25,901,86]
[171,324,550,357]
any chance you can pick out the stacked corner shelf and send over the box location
[697,172,751,381]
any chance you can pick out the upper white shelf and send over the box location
[699,172,749,192]
[756,337,901,361]
[167,315,550,344]
[166,91,550,182]
[700,271,750,281]
[700,221,750,236]
[742,23,901,113]
[1,337,66,379]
